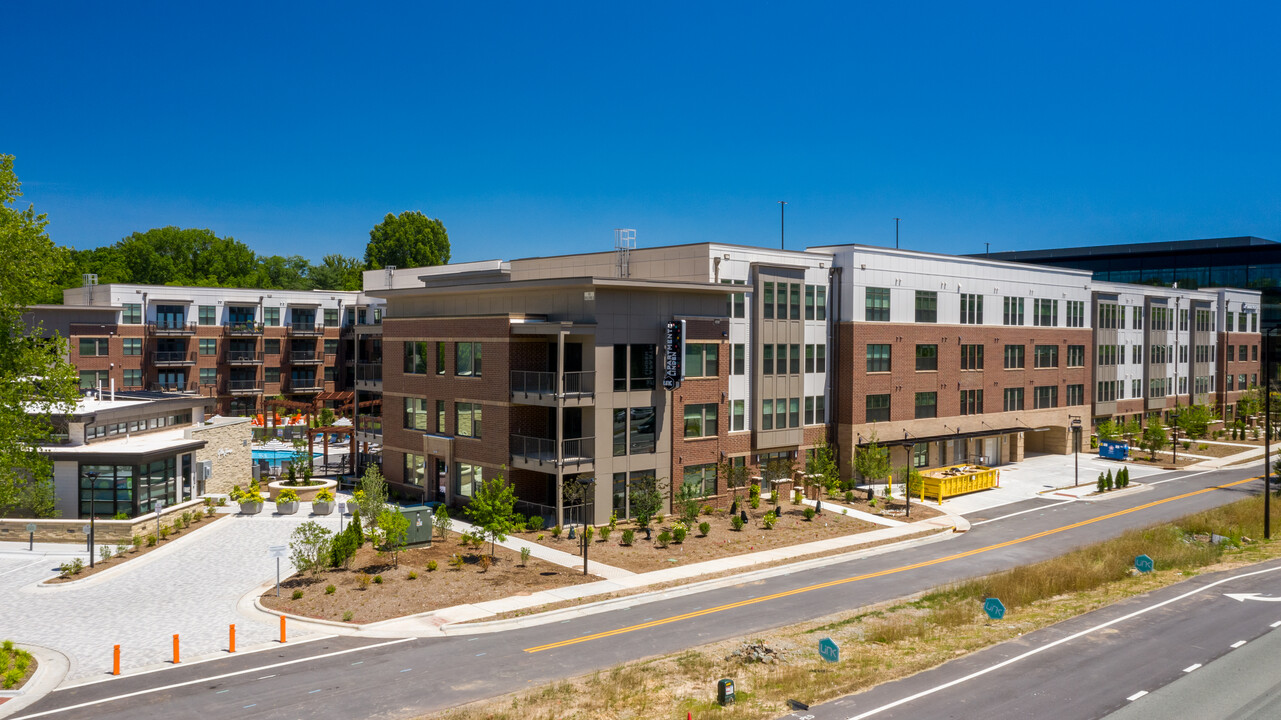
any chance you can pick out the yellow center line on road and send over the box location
[524,477,1258,653]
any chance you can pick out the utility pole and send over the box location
[778,201,787,250]
[895,218,900,249]
[985,242,990,257]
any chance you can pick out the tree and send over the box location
[310,254,365,291]
[288,520,334,577]
[0,155,79,517]
[1120,417,1143,446]
[433,503,452,541]
[1177,404,1213,440]
[854,436,892,494]
[375,509,409,568]
[629,475,669,532]
[354,466,389,537]
[807,440,841,495]
[1096,420,1119,442]
[1141,419,1168,461]
[466,473,519,558]
[365,211,451,270]
[717,456,750,504]
[897,464,923,502]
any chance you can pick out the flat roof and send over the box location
[984,236,1280,262]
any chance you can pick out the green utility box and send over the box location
[717,678,735,705]
[400,504,434,546]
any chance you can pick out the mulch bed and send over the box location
[260,539,595,625]
[45,510,228,584]
[515,504,883,574]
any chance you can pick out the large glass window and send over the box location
[1033,386,1058,409]
[960,344,984,370]
[404,398,429,431]
[198,305,216,325]
[867,344,891,373]
[455,402,482,438]
[1066,384,1085,406]
[683,403,718,438]
[960,294,983,324]
[264,307,280,327]
[1033,298,1058,327]
[199,339,217,356]
[960,389,983,415]
[1034,345,1059,368]
[914,392,937,419]
[404,453,426,486]
[79,338,109,356]
[121,303,142,324]
[684,344,719,378]
[122,338,142,356]
[683,464,717,498]
[629,407,656,454]
[614,344,656,391]
[323,308,339,327]
[454,462,482,498]
[79,464,135,518]
[123,368,142,388]
[1067,345,1085,367]
[915,291,937,323]
[1065,300,1085,328]
[1003,297,1024,325]
[403,341,429,374]
[456,342,482,377]
[865,287,890,321]
[79,370,109,390]
[1003,387,1024,411]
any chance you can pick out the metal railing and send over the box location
[357,363,383,381]
[562,436,594,464]
[288,323,324,336]
[561,371,594,396]
[227,379,263,393]
[510,435,594,465]
[147,320,196,335]
[290,350,321,362]
[510,370,595,398]
[150,381,195,393]
[289,379,323,392]
[224,321,263,335]
[225,350,264,363]
[153,351,195,364]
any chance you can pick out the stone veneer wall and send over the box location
[0,497,210,545]
[190,417,253,495]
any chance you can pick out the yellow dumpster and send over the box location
[910,464,997,504]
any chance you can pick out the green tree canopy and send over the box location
[466,473,519,558]
[0,155,80,517]
[365,211,451,269]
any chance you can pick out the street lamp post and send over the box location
[1069,417,1081,487]
[1170,411,1180,465]
[1265,327,1278,540]
[86,471,99,567]
[576,477,596,576]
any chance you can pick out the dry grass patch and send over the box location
[431,493,1281,719]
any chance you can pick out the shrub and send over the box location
[792,489,803,505]
[99,546,112,563]
[585,525,595,543]
[325,584,336,595]
[3,667,22,690]
[762,511,777,529]
[1097,473,1106,494]
[621,529,635,546]
[131,534,142,550]
[147,535,157,547]
[112,512,128,520]
[181,512,192,527]
[520,546,531,566]
[654,514,665,525]
[656,529,672,548]
[730,515,745,531]
[373,574,383,584]
[427,560,438,572]
[448,554,464,570]
[315,489,335,502]
[71,558,84,575]
[58,562,74,578]
[701,504,715,516]
[356,573,372,590]
[277,488,300,503]
[407,571,418,580]
[1104,471,1114,491]
[527,515,545,532]
[844,491,854,503]
[1182,441,1191,450]
[206,506,216,517]
[478,555,492,572]
[599,526,611,542]
[803,507,816,521]
[342,611,354,622]
[698,521,710,537]
[672,525,687,543]
[512,514,526,533]
[115,542,128,556]
[217,497,227,506]
[291,589,303,600]
[552,525,562,539]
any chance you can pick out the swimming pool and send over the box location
[252,449,322,462]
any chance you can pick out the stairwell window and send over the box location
[683,403,718,438]
[455,402,482,438]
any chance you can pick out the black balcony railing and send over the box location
[510,435,594,466]
[290,351,322,363]
[288,323,324,336]
[226,350,264,363]
[289,379,323,392]
[510,370,595,399]
[152,351,195,365]
[147,320,196,335]
[150,381,195,393]
[357,363,383,382]
[224,321,264,335]
[227,379,263,393]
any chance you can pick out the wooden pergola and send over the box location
[307,425,357,475]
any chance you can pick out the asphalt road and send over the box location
[786,558,1281,720]
[10,465,1268,720]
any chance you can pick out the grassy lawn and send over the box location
[432,493,1281,719]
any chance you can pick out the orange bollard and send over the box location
[229,624,236,653]
[113,644,120,675]
[172,634,179,664]
[279,615,286,643]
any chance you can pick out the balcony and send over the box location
[289,379,323,393]
[356,417,382,437]
[150,381,195,393]
[148,320,196,336]
[509,434,594,470]
[356,362,382,389]
[288,323,324,336]
[289,351,324,364]
[226,350,264,365]
[224,321,264,336]
[510,370,596,406]
[153,351,196,366]
[227,379,263,395]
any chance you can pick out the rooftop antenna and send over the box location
[615,229,636,278]
[778,201,788,249]
[895,218,900,249]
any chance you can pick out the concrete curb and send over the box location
[0,644,69,719]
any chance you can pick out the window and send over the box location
[914,392,937,419]
[867,344,891,373]
[1132,344,1142,364]
[198,305,216,325]
[684,343,719,378]
[1227,311,1235,331]
[403,341,429,374]
[682,464,717,498]
[1033,386,1058,409]
[1239,344,1248,361]
[122,338,141,356]
[1227,374,1235,391]
[265,367,281,383]
[1097,380,1119,401]
[790,343,801,374]
[790,283,801,320]
[762,398,773,430]
[805,285,815,320]
[455,402,482,438]
[120,368,141,388]
[960,344,984,370]
[1066,384,1084,406]
[763,344,774,375]
[264,338,280,355]
[323,339,338,355]
[1097,303,1117,329]
[915,344,938,371]
[722,280,746,319]
[733,344,745,375]
[776,397,787,429]
[732,400,745,431]
[264,307,280,327]
[816,287,827,321]
[812,395,826,425]
[1180,309,1189,332]
[960,389,983,415]
[1067,345,1085,367]
[865,287,890,321]
[915,291,937,323]
[1132,306,1142,329]
[324,366,335,382]
[614,344,656,391]
[630,407,656,453]
[323,308,339,327]
[404,398,429,431]
[121,303,142,324]
[805,344,826,373]
[1065,300,1085,328]
[79,370,109,390]
[1133,379,1141,398]
[1033,299,1058,327]
[1252,314,1258,332]
[1003,297,1024,326]
[913,443,929,468]
[199,339,217,355]
[456,342,482,377]
[404,453,426,487]
[683,403,718,438]
[1253,345,1259,361]
[454,463,482,498]
[1004,344,1025,369]
[789,397,800,428]
[79,338,109,356]
[1034,345,1058,368]
[763,282,774,320]
[1003,387,1024,411]
[199,367,216,385]
[436,400,446,432]
[1227,345,1235,362]
[960,293,983,324]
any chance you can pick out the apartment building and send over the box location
[1216,288,1264,418]
[26,276,384,416]
[365,243,831,525]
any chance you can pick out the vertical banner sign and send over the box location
[663,320,685,390]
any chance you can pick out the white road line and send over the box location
[1270,621,1281,628]
[971,499,1075,526]
[9,638,414,720]
[0,559,51,578]
[257,674,276,680]
[843,564,1281,720]
[1183,664,1201,673]
[1231,640,1247,648]
[1147,470,1215,486]
[1127,691,1148,701]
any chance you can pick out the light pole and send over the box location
[1265,327,1279,540]
[1069,417,1081,487]
[86,470,99,567]
[576,476,596,576]
[1169,410,1180,465]
[778,201,787,250]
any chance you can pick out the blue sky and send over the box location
[5,1,1280,264]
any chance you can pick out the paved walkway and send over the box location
[445,518,634,579]
[0,505,344,682]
